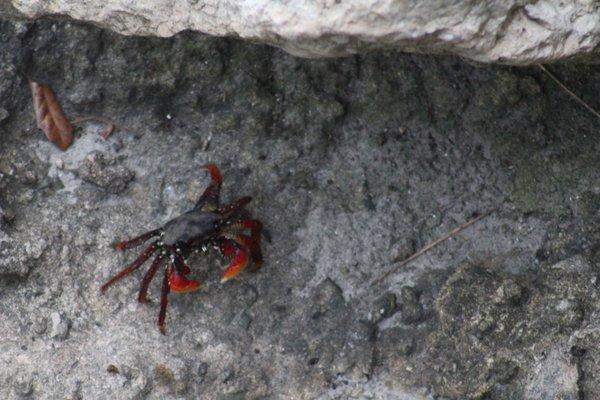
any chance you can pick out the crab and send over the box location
[100,164,263,334]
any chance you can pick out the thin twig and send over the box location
[371,210,494,286]
[537,64,600,121]
[100,123,116,139]
[71,115,140,138]
[201,131,213,151]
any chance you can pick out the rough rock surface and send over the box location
[3,17,600,399]
[3,0,600,63]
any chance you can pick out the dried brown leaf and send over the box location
[30,80,73,151]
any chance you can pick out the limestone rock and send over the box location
[6,0,600,63]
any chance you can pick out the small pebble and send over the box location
[31,316,47,335]
[492,280,523,305]
[0,107,9,123]
[12,373,33,397]
[0,205,15,228]
[106,364,119,374]
[371,292,397,323]
[197,362,209,378]
[400,286,424,324]
[231,311,252,331]
[77,151,134,194]
[49,312,70,340]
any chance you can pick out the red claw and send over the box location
[219,238,237,258]
[168,269,201,293]
[220,239,249,283]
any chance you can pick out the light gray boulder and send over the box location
[6,0,600,63]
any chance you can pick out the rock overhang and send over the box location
[4,0,600,64]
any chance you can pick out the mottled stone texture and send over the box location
[3,16,600,400]
[3,0,600,63]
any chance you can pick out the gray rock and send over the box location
[298,279,375,382]
[1,15,600,400]
[153,362,189,396]
[371,292,397,323]
[492,279,523,305]
[378,327,415,357]
[0,231,48,277]
[570,330,600,399]
[12,371,34,398]
[0,204,14,228]
[31,316,47,335]
[416,257,597,398]
[77,151,134,194]
[0,107,8,123]
[399,286,423,325]
[8,1,600,63]
[49,312,70,340]
[524,347,579,400]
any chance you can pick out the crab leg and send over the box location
[218,238,250,283]
[113,229,161,251]
[194,164,223,212]
[101,243,158,292]
[173,252,191,274]
[230,234,253,250]
[158,263,172,335]
[245,219,263,270]
[217,196,252,218]
[137,253,165,303]
[229,219,262,240]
